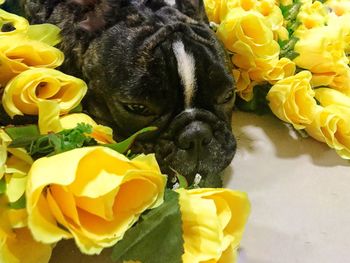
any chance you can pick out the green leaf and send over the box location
[111,190,184,263]
[5,125,40,141]
[9,194,26,209]
[170,168,188,189]
[0,179,6,195]
[8,123,97,159]
[104,127,157,154]
[281,2,302,21]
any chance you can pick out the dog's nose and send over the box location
[177,121,213,152]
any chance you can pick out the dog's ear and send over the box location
[175,0,208,23]
[68,0,122,33]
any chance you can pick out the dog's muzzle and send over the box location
[151,109,237,184]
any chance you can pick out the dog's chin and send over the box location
[132,120,236,187]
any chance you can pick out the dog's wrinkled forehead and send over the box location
[81,0,234,116]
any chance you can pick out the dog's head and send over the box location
[76,0,237,186]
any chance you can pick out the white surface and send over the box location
[227,111,350,263]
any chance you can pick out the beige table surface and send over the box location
[229,111,350,263]
[50,110,350,263]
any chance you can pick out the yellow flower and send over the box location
[218,10,279,59]
[0,0,4,4]
[267,71,318,129]
[326,0,350,17]
[176,188,250,263]
[293,24,348,75]
[305,104,350,159]
[264,57,296,84]
[26,146,167,255]
[232,69,257,101]
[0,130,32,202]
[296,1,329,30]
[217,8,294,93]
[2,68,87,133]
[311,65,350,95]
[60,113,115,144]
[0,35,64,86]
[204,0,229,23]
[0,197,52,263]
[314,87,350,108]
[0,9,29,36]
[256,0,285,37]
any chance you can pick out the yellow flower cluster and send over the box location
[0,130,53,263]
[0,8,87,134]
[205,0,350,159]
[206,0,295,100]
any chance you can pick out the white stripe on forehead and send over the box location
[172,41,196,108]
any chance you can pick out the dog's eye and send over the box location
[221,90,235,104]
[1,23,16,32]
[124,104,153,116]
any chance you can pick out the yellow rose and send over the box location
[204,0,229,23]
[267,71,318,129]
[314,87,350,108]
[296,1,328,30]
[232,69,257,101]
[0,129,33,229]
[264,57,296,84]
[0,197,52,263]
[26,146,167,254]
[0,35,64,86]
[293,24,348,75]
[256,0,285,38]
[217,8,293,89]
[326,1,350,54]
[326,0,350,17]
[176,188,250,263]
[218,10,279,59]
[311,65,350,95]
[305,104,350,159]
[2,68,87,133]
[0,9,29,37]
[60,113,115,144]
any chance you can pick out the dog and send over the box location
[7,0,237,186]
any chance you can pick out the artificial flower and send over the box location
[296,0,328,30]
[0,8,29,36]
[267,71,317,129]
[27,24,62,46]
[0,35,64,86]
[0,129,32,228]
[293,24,348,75]
[26,146,167,255]
[0,197,52,263]
[204,0,228,23]
[232,69,258,101]
[311,65,350,95]
[2,68,87,133]
[314,87,350,108]
[176,188,250,263]
[60,113,115,144]
[264,57,296,84]
[218,10,279,60]
[305,104,350,159]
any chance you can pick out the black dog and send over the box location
[6,0,236,186]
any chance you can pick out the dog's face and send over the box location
[80,0,236,186]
